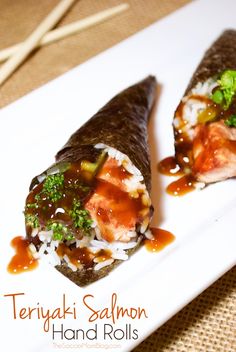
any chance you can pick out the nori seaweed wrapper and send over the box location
[185,29,236,93]
[29,76,157,286]
[56,238,142,287]
[56,75,157,194]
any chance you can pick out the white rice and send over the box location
[122,160,142,176]
[95,143,142,176]
[94,226,102,240]
[46,246,61,266]
[194,181,206,190]
[36,164,65,184]
[67,262,78,272]
[89,239,107,249]
[72,236,91,248]
[174,78,218,138]
[94,259,114,271]
[90,220,97,228]
[111,251,128,260]
[124,176,145,192]
[55,208,65,214]
[29,243,37,254]
[144,229,154,240]
[89,239,138,251]
[37,174,46,183]
[31,228,39,237]
[140,218,149,234]
[190,78,218,96]
[50,240,59,251]
[127,230,137,238]
[183,99,207,127]
[38,243,47,257]
[63,254,70,264]
[38,230,53,242]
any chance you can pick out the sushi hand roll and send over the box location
[24,76,157,286]
[173,30,236,184]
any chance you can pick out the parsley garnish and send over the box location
[212,70,236,110]
[225,114,236,127]
[24,163,95,239]
[47,222,74,241]
[42,173,64,202]
[78,184,90,193]
[25,203,38,209]
[25,214,39,228]
[69,200,93,230]
[67,182,90,193]
[35,194,41,201]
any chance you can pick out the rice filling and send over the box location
[25,144,152,272]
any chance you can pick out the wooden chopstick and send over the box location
[0,0,76,86]
[0,3,129,64]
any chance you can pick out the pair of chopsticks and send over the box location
[0,1,129,86]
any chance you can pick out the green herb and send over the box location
[80,151,107,175]
[42,173,64,202]
[68,182,90,193]
[225,114,236,127]
[35,194,41,201]
[65,234,75,241]
[25,203,38,209]
[211,89,223,105]
[25,214,39,228]
[70,200,93,230]
[47,222,74,241]
[212,70,236,109]
[78,184,90,192]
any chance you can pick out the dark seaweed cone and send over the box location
[56,76,157,194]
[185,29,236,94]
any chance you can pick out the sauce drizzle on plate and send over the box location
[158,156,183,176]
[158,156,196,196]
[166,174,196,196]
[145,227,175,252]
[7,236,38,274]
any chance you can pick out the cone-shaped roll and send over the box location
[25,76,157,286]
[173,30,236,184]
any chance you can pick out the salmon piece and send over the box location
[85,158,145,242]
[96,157,131,191]
[192,121,236,183]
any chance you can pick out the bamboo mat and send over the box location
[1,1,235,351]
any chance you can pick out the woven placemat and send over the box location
[1,1,235,351]
[0,0,189,108]
[133,266,236,352]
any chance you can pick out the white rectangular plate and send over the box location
[1,0,236,351]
